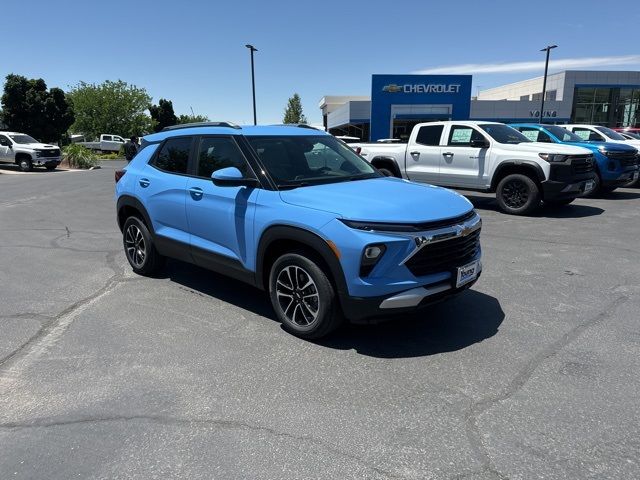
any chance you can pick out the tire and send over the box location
[269,251,343,339]
[122,216,165,276]
[18,157,33,172]
[545,198,575,207]
[377,167,395,177]
[622,177,639,188]
[496,173,541,215]
[599,185,617,194]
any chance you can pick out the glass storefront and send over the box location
[572,87,639,127]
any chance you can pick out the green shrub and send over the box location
[63,144,99,169]
[96,152,122,160]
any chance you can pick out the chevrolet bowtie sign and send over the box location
[382,84,462,94]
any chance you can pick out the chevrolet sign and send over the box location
[383,84,461,94]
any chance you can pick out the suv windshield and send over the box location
[9,134,39,144]
[544,125,584,142]
[247,135,378,188]
[595,126,627,141]
[479,124,531,144]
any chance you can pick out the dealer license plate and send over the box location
[456,260,479,288]
[584,179,595,192]
[633,171,639,181]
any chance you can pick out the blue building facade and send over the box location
[370,74,472,141]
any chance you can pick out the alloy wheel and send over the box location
[502,179,530,209]
[275,265,320,326]
[125,224,146,268]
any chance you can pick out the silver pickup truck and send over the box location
[78,134,126,153]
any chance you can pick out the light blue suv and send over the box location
[115,123,482,338]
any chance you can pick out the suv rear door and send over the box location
[139,136,192,252]
[404,124,444,183]
[185,135,260,273]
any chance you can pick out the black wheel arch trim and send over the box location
[370,156,401,176]
[492,161,545,190]
[255,225,348,297]
[116,195,154,233]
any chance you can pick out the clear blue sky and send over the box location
[3,0,640,126]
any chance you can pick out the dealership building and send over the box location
[320,71,640,141]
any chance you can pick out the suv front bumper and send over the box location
[340,271,481,324]
[543,165,596,201]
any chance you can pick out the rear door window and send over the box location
[152,137,192,174]
[415,125,444,146]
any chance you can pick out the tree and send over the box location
[67,80,152,139]
[149,98,178,132]
[283,93,307,124]
[178,113,210,124]
[1,74,74,143]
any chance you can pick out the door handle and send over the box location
[442,152,454,157]
[188,187,204,199]
[410,151,420,159]
[138,178,150,188]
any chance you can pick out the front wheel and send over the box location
[18,158,33,172]
[496,173,541,215]
[269,252,343,339]
[622,175,639,188]
[122,216,165,276]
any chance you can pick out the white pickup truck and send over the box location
[0,132,61,171]
[353,121,596,215]
[78,134,126,153]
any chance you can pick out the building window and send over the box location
[520,94,530,101]
[531,93,542,101]
[545,90,556,101]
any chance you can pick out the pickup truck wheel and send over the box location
[122,216,165,276]
[18,158,33,172]
[622,175,639,188]
[496,173,540,215]
[269,252,343,339]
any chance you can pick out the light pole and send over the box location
[539,45,557,123]
[245,44,258,125]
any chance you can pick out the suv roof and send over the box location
[143,123,328,144]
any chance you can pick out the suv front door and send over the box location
[405,124,444,184]
[439,124,489,188]
[185,136,259,273]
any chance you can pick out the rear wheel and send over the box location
[269,252,343,339]
[496,173,541,215]
[377,167,395,177]
[122,216,165,276]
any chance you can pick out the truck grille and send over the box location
[404,228,481,277]
[570,155,595,174]
[39,149,61,157]
[607,151,639,167]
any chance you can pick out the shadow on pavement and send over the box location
[164,260,504,358]
[316,290,504,358]
[463,194,605,218]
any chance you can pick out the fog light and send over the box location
[360,244,387,277]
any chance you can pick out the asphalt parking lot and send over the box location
[1,161,639,480]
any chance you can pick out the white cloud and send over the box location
[413,55,640,75]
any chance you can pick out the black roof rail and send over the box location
[161,121,241,132]
[269,123,321,130]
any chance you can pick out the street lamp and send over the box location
[539,45,557,123]
[245,44,258,125]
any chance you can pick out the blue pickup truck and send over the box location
[511,124,639,194]
[115,122,482,339]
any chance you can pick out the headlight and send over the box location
[538,153,568,163]
[360,244,386,277]
[35,150,42,157]
[598,147,610,156]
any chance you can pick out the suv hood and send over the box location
[279,177,473,222]
[509,142,592,155]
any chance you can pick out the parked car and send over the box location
[78,134,126,153]
[0,132,61,171]
[618,132,640,140]
[352,121,596,215]
[115,123,483,339]
[510,124,639,193]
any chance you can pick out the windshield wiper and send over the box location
[277,181,311,190]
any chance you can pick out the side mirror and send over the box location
[470,139,489,148]
[211,167,259,187]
